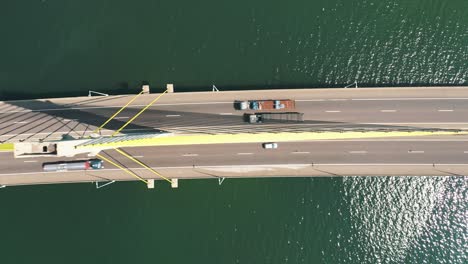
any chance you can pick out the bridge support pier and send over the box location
[142,84,150,94]
[171,178,178,188]
[147,179,155,189]
[166,84,174,93]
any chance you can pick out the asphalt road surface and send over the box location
[2,140,468,187]
[1,87,468,142]
[2,87,468,186]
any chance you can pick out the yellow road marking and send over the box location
[79,130,467,148]
[0,143,14,152]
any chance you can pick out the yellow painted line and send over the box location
[0,143,14,152]
[78,131,467,149]
[96,154,148,184]
[93,90,144,134]
[112,90,167,137]
[114,148,171,183]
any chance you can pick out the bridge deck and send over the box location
[1,86,468,187]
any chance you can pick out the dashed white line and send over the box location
[291,151,310,154]
[23,160,38,163]
[237,153,253,155]
[351,97,468,101]
[438,109,454,112]
[408,150,425,153]
[166,114,181,117]
[182,154,199,157]
[114,116,129,119]
[463,151,468,154]
[329,99,347,101]
[133,156,144,158]
[325,110,341,113]
[349,151,367,154]
[219,113,233,115]
[13,121,28,124]
[380,110,397,112]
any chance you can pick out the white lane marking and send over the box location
[291,151,310,154]
[408,150,425,153]
[463,151,468,154]
[380,110,396,112]
[2,96,468,114]
[328,99,347,101]
[349,151,367,154]
[182,154,199,157]
[23,160,38,163]
[166,114,181,117]
[237,153,253,155]
[364,122,468,125]
[298,98,468,102]
[351,97,468,101]
[6,163,468,176]
[0,102,234,114]
[325,110,341,113]
[133,156,144,158]
[114,116,129,119]
[13,121,28,124]
[438,109,454,112]
[219,113,233,115]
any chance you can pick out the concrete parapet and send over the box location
[14,139,105,158]
[1,163,468,187]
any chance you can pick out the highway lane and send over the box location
[2,86,468,112]
[3,87,468,186]
[2,87,468,142]
[3,141,468,175]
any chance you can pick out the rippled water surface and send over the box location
[0,0,466,99]
[0,177,466,263]
[0,0,467,263]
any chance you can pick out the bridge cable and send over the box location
[93,90,144,134]
[114,148,172,183]
[96,153,148,184]
[112,90,167,137]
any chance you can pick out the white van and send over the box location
[262,142,278,149]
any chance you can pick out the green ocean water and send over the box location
[0,0,467,263]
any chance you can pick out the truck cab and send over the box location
[235,101,249,110]
[89,159,103,169]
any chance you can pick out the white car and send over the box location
[262,142,278,149]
